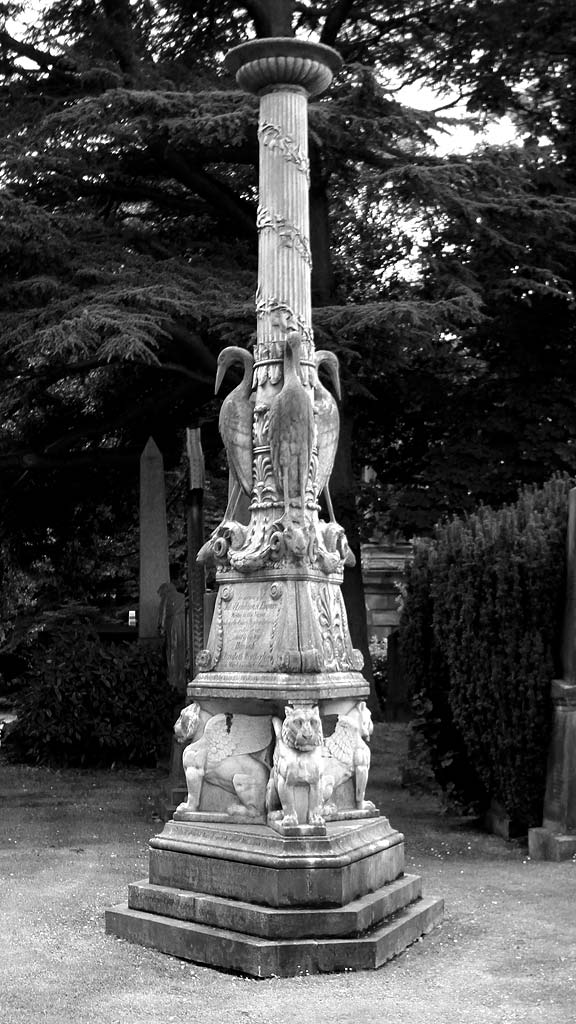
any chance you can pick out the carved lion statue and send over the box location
[321,700,376,816]
[266,705,325,828]
[174,702,272,819]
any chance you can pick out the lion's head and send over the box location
[174,702,202,743]
[281,705,323,751]
[334,701,373,744]
[354,700,373,741]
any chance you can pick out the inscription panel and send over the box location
[217,583,281,672]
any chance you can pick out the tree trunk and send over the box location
[329,410,380,717]
[310,148,334,306]
[245,0,295,37]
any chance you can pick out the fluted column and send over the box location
[255,87,314,388]
[225,38,341,410]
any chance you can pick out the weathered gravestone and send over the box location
[138,437,170,641]
[106,35,443,976]
[157,428,206,820]
[157,583,187,693]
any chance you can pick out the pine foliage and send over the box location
[2,0,576,589]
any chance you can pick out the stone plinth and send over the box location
[126,872,422,939]
[529,678,576,860]
[528,826,576,861]
[106,894,442,978]
[106,817,443,977]
[191,670,367,704]
[529,488,576,860]
[148,817,402,906]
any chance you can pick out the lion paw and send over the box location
[308,811,325,826]
[175,800,198,815]
[358,799,376,812]
[322,802,338,818]
[227,802,258,817]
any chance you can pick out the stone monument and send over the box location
[156,428,206,819]
[157,582,187,693]
[185,426,206,672]
[139,437,170,640]
[106,35,443,976]
[529,486,576,860]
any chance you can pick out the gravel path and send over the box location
[1,724,574,1024]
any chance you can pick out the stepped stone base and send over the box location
[148,817,403,906]
[105,817,443,976]
[106,893,442,977]
[528,826,576,861]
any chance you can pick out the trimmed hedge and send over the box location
[399,475,570,825]
[10,621,176,767]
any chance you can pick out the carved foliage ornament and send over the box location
[257,204,312,266]
[255,288,314,346]
[197,511,354,579]
[258,120,310,180]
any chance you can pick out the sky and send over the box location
[396,82,518,155]
[6,3,519,157]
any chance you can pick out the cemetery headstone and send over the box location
[138,438,170,641]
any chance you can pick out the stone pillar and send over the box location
[106,37,443,976]
[138,437,170,640]
[529,487,576,860]
[561,488,576,683]
[189,38,366,702]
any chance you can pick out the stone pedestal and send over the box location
[106,818,443,977]
[529,487,576,860]
[529,679,576,860]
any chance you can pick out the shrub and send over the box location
[399,540,487,810]
[0,542,36,650]
[399,475,571,825]
[10,621,176,767]
[368,635,388,713]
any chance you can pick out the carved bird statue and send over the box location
[315,350,341,521]
[268,333,314,520]
[215,346,254,520]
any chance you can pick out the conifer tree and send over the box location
[1,0,576,612]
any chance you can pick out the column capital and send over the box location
[224,37,342,97]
